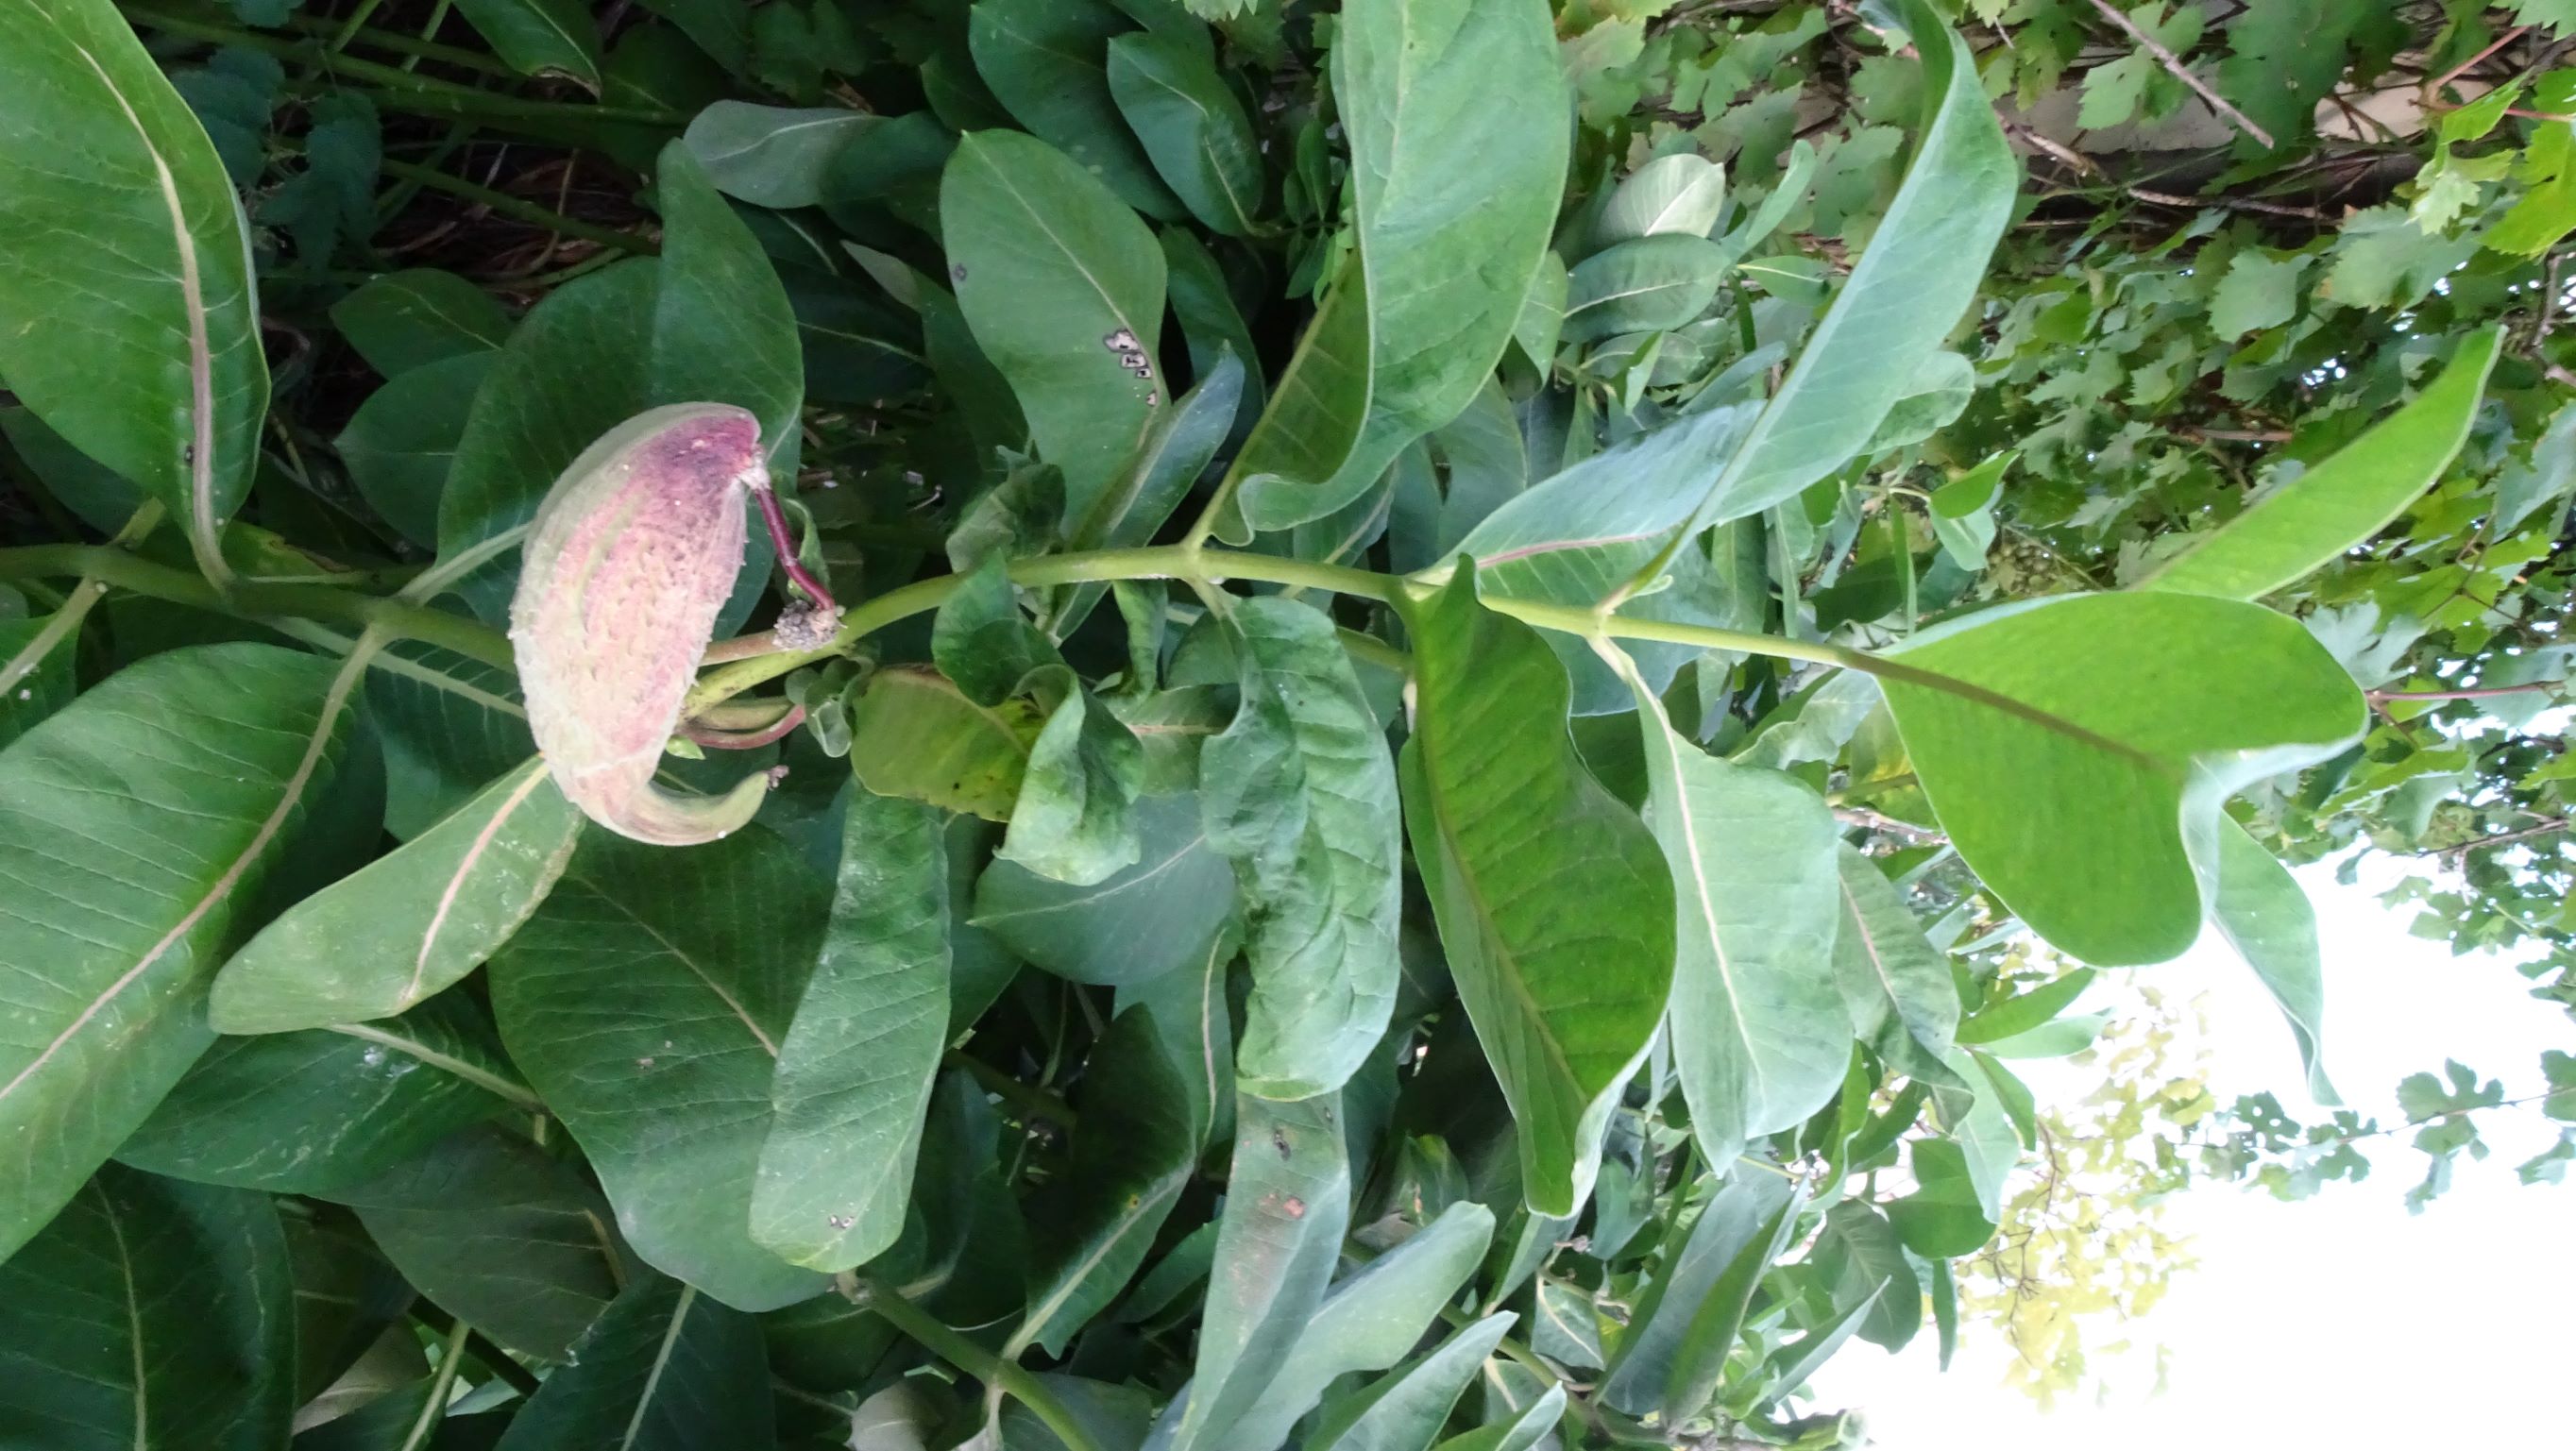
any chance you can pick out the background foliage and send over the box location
[2,0,2573,1447]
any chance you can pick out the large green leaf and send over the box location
[1398,570,1675,1216]
[492,1275,774,1451]
[1000,684,1147,886]
[0,0,267,580]
[973,790,1236,987]
[116,995,523,1193]
[1201,598,1403,1099]
[1223,1202,1498,1451]
[1227,0,1568,533]
[941,129,1168,527]
[0,643,359,1257]
[1811,1200,1918,1352]
[489,830,827,1311]
[1117,930,1237,1152]
[0,1166,293,1451]
[969,0,1181,220]
[1641,0,2014,565]
[1451,402,1762,711]
[2208,820,2339,1105]
[436,142,800,612]
[211,758,582,1034]
[1622,662,1850,1168]
[1562,234,1728,344]
[1830,842,1960,1079]
[2139,327,2500,601]
[1163,1092,1353,1451]
[329,1125,627,1363]
[754,790,949,1272]
[1878,593,2364,965]
[1306,1313,1515,1451]
[1014,1006,1198,1357]
[1108,30,1262,236]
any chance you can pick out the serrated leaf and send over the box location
[489,829,828,1311]
[0,1166,293,1451]
[753,791,949,1271]
[1201,598,1403,1099]
[1398,569,1675,1216]
[0,644,361,1257]
[212,757,582,1034]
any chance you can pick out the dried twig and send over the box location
[2086,0,2274,148]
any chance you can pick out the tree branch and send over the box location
[2087,0,2274,148]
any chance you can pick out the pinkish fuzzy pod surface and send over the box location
[510,402,773,845]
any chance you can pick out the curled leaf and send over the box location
[509,403,771,845]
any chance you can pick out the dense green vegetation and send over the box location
[0,0,2571,1446]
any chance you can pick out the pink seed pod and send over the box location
[510,402,772,845]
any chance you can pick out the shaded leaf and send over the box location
[684,101,877,209]
[329,269,513,377]
[493,1275,774,1451]
[1398,569,1675,1216]
[489,830,828,1310]
[1829,842,1959,1079]
[2207,819,2338,1105]
[1109,31,1262,236]
[0,1166,293,1451]
[974,790,1235,987]
[1202,598,1403,1099]
[117,995,522,1193]
[969,0,1182,220]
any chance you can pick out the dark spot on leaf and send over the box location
[1271,1127,1292,1159]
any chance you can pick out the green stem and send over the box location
[860,1280,1104,1451]
[942,1049,1078,1129]
[380,159,656,255]
[403,0,453,74]
[395,1318,471,1451]
[686,545,1849,713]
[0,545,514,670]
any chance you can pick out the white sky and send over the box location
[1817,853,2575,1446]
